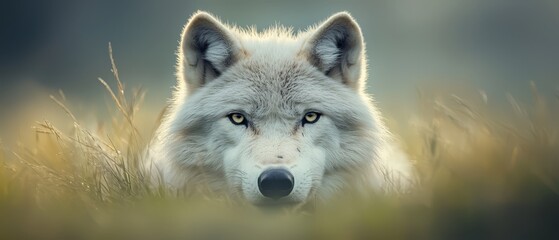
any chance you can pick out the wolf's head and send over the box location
[155,11,389,205]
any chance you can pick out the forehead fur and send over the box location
[228,25,312,63]
[209,59,319,115]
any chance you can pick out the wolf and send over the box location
[146,11,413,205]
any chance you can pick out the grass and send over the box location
[0,47,558,239]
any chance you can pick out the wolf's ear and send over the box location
[304,12,365,89]
[178,11,242,93]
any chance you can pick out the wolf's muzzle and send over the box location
[258,168,294,200]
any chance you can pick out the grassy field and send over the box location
[1,54,558,239]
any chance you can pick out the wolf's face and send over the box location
[159,12,384,205]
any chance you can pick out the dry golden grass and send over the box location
[0,47,558,239]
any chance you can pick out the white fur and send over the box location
[146,11,414,204]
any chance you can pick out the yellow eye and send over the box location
[228,113,247,126]
[303,112,321,125]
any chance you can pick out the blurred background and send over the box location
[1,0,558,144]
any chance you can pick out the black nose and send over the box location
[258,168,294,200]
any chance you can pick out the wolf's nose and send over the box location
[258,168,294,200]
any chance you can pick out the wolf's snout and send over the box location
[257,168,294,200]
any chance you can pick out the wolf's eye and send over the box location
[302,112,321,126]
[228,113,247,126]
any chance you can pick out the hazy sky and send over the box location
[1,0,558,139]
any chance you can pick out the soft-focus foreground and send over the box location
[1,58,558,239]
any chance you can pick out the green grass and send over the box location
[1,48,558,239]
